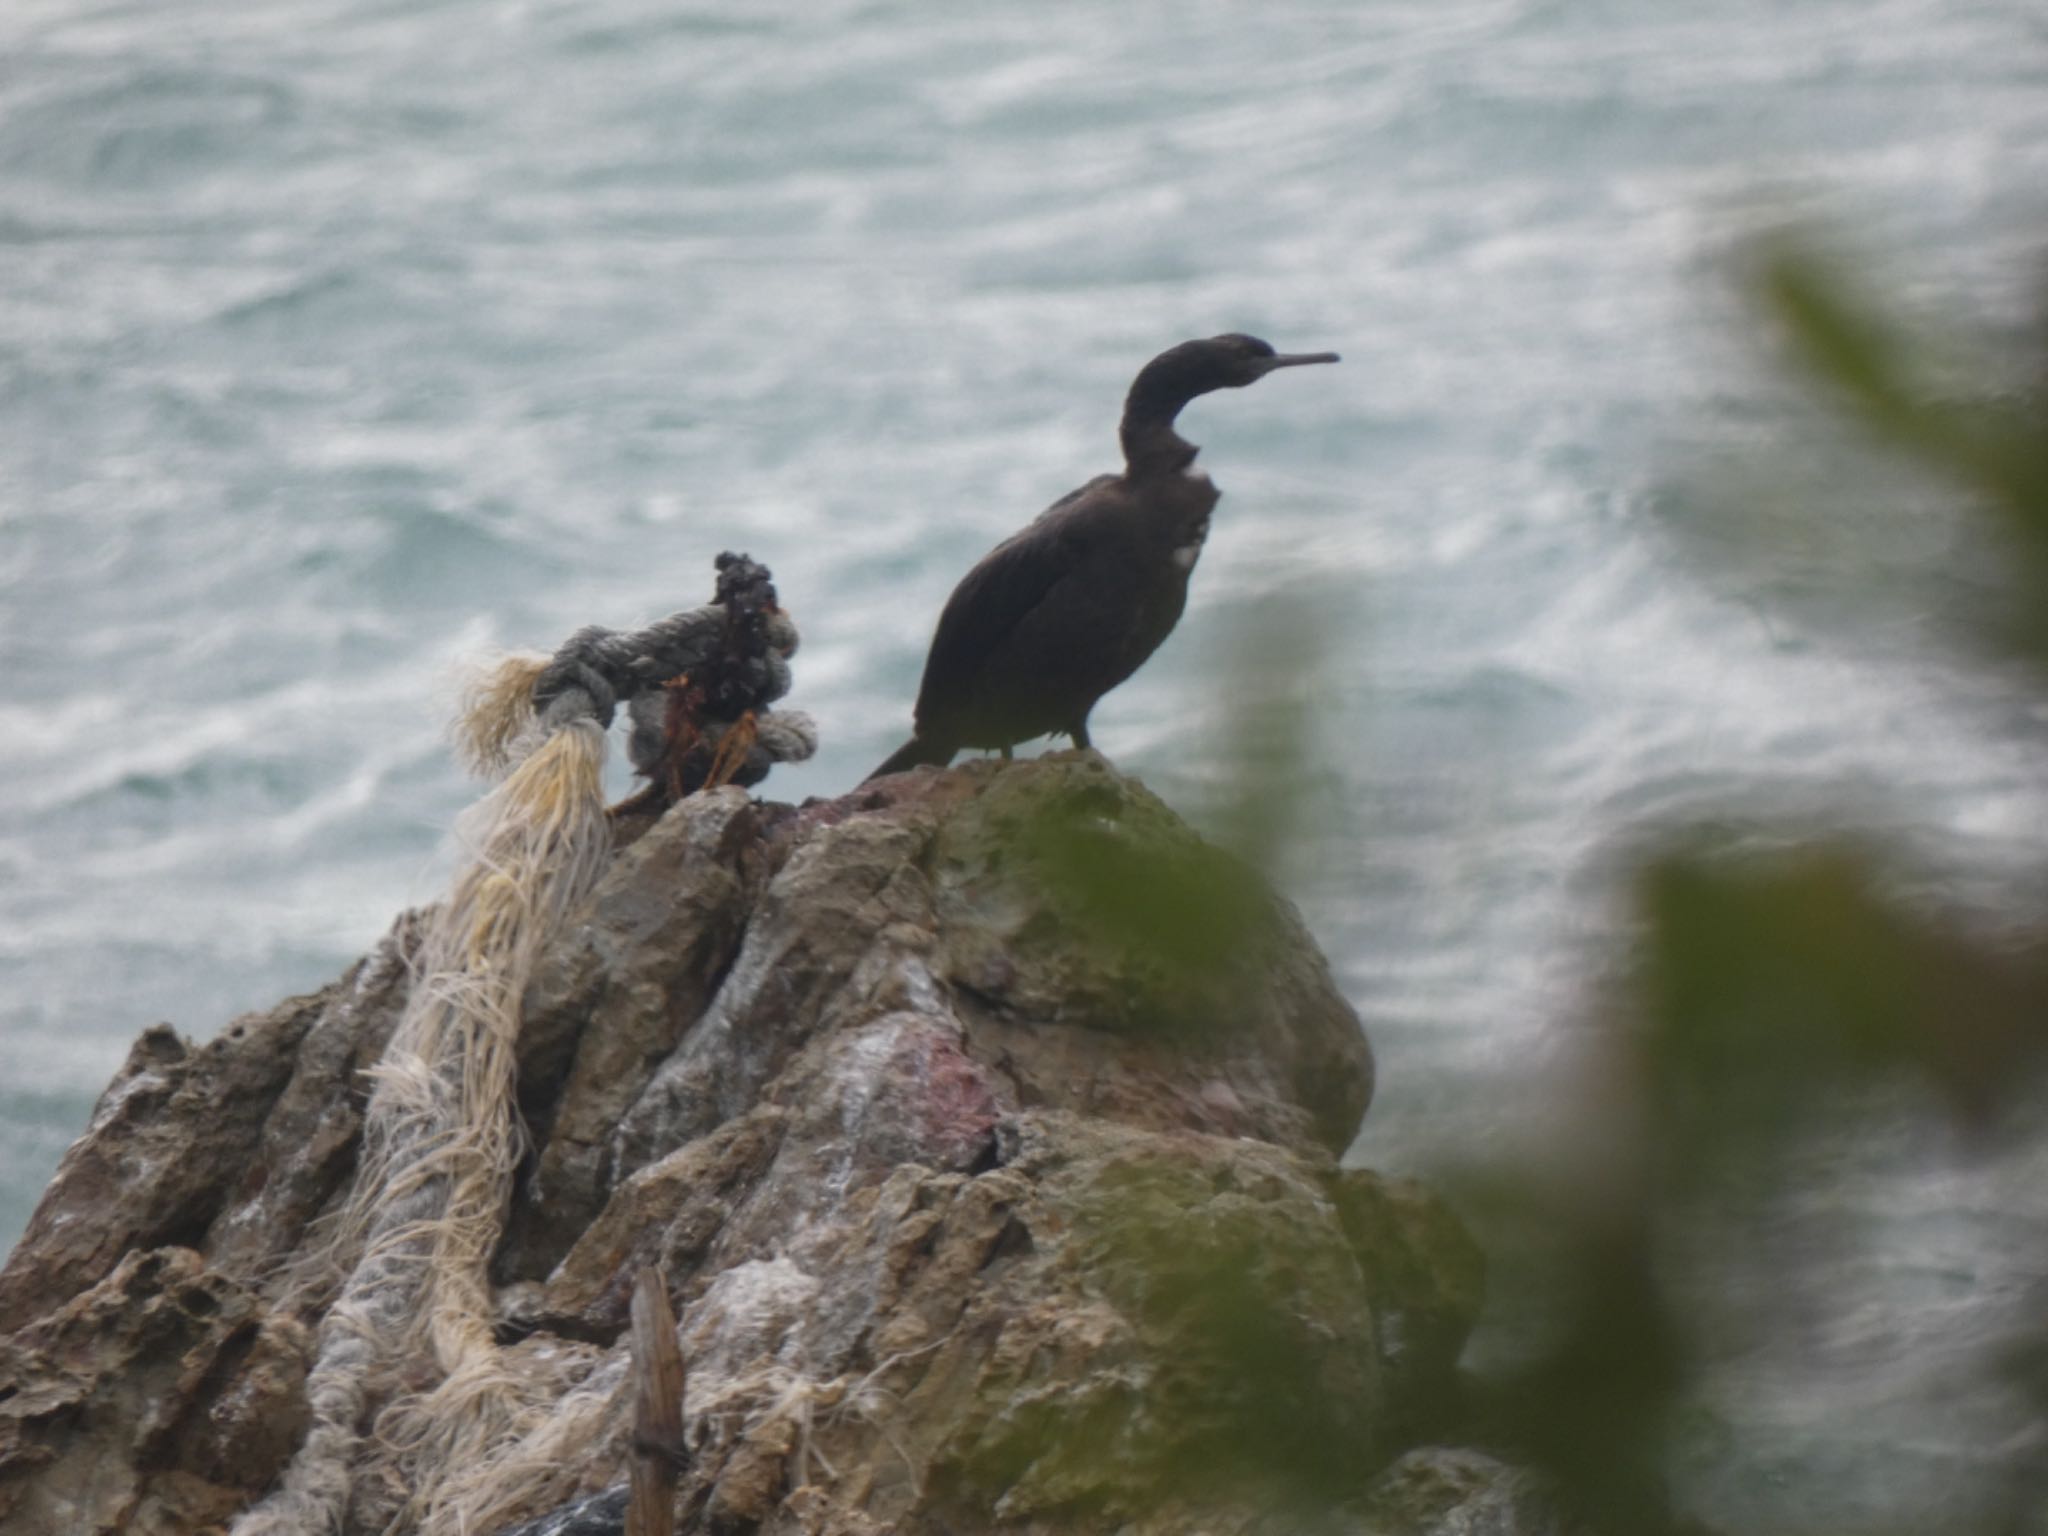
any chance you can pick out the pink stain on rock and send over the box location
[867,1019,1003,1173]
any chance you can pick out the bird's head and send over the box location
[1126,333,1339,416]
[1119,334,1339,468]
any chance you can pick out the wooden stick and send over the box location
[626,1265,687,1536]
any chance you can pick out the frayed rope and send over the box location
[237,568,814,1536]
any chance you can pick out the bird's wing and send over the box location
[913,475,1121,733]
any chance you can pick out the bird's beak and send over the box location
[1255,351,1341,374]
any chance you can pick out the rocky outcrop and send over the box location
[0,1248,310,1535]
[0,754,1496,1535]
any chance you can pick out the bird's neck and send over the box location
[1119,387,1202,480]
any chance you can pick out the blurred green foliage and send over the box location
[1000,233,2048,1536]
[1758,241,2048,663]
[1642,841,2040,1155]
[995,606,1343,1056]
[1013,788,1275,1028]
[977,233,2047,1536]
[941,1156,1384,1523]
[999,602,1338,1041]
[1471,236,2048,1536]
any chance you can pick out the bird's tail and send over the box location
[865,735,955,782]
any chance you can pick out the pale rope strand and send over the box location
[235,699,610,1536]
[237,595,810,1536]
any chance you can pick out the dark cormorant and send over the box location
[867,333,1339,780]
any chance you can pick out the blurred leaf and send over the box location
[1207,593,1335,877]
[936,1154,1385,1524]
[1004,590,1339,1041]
[1486,1221,1689,1536]
[1758,238,2048,657]
[1639,840,2045,1155]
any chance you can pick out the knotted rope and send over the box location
[236,554,814,1536]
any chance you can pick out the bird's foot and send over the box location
[703,710,759,789]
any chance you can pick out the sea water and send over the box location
[2,1,2045,1529]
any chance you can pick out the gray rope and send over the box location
[530,608,727,733]
[533,605,813,773]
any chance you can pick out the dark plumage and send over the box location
[868,333,1339,780]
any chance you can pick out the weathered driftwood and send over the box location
[626,1267,686,1536]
